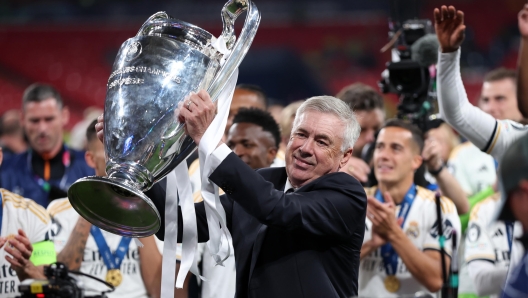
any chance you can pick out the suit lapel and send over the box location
[247,167,287,288]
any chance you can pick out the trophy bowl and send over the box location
[68,0,260,237]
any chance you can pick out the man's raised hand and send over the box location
[434,5,466,53]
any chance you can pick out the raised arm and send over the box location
[435,5,528,161]
[517,4,528,118]
[435,7,497,150]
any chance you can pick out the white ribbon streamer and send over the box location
[160,170,179,298]
[175,161,199,288]
[199,68,238,266]
[160,71,238,296]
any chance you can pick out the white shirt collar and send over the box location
[284,179,295,192]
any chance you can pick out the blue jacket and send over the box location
[0,146,94,207]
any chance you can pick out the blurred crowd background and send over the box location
[0,0,525,139]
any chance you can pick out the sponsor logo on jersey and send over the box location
[429,219,454,240]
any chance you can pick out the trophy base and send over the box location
[68,176,161,237]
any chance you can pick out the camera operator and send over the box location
[46,120,162,298]
[0,147,54,298]
[435,6,528,162]
[337,83,385,184]
[359,119,461,296]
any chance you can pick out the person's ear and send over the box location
[412,154,423,171]
[339,148,353,169]
[267,147,278,165]
[85,151,96,169]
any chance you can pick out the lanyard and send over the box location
[90,226,132,270]
[505,221,514,253]
[0,192,4,233]
[28,146,71,192]
[375,184,416,276]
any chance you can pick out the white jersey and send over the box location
[437,49,528,162]
[359,186,461,297]
[47,199,148,298]
[448,142,497,196]
[465,194,524,298]
[0,189,51,298]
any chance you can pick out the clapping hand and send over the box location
[422,137,444,174]
[3,229,45,281]
[366,193,403,240]
[340,156,371,183]
[434,5,466,53]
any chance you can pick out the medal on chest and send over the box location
[91,226,131,288]
[384,275,400,293]
[106,268,123,287]
[375,186,416,294]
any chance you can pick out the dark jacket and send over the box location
[149,153,367,298]
[0,146,94,207]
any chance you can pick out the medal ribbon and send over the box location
[90,226,132,271]
[505,220,514,252]
[0,191,4,232]
[375,184,416,276]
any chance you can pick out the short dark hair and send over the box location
[0,111,22,137]
[22,83,63,108]
[381,118,424,153]
[86,119,98,145]
[235,84,268,107]
[232,107,281,148]
[483,68,516,84]
[336,83,384,111]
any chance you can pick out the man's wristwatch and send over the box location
[429,163,445,176]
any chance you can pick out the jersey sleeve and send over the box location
[485,120,528,161]
[422,198,462,257]
[464,201,496,263]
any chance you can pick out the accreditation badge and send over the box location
[384,275,400,293]
[106,269,123,287]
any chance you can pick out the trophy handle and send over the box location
[207,0,261,102]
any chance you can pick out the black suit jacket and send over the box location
[148,153,367,298]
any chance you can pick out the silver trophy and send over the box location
[68,0,260,237]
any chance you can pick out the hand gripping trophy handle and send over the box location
[67,0,260,237]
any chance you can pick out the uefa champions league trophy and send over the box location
[68,0,260,237]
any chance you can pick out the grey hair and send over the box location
[292,96,360,152]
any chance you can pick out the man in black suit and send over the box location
[98,92,367,297]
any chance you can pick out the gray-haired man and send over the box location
[96,92,367,297]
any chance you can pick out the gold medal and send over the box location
[105,269,123,287]
[384,275,400,293]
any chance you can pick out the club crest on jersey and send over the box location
[429,219,454,240]
[405,221,420,238]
